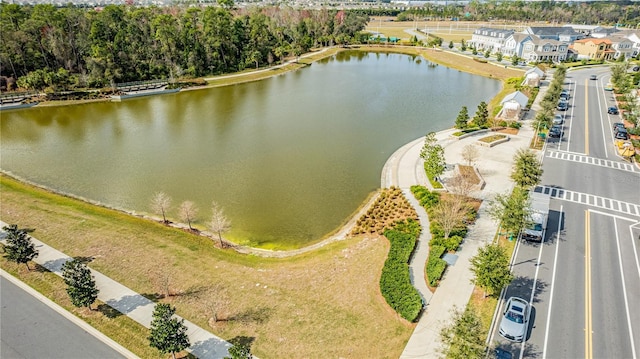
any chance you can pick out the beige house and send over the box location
[571,38,614,60]
[521,37,569,62]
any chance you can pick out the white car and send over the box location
[553,114,564,125]
[499,297,530,342]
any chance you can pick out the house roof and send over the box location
[500,91,529,108]
[528,26,580,37]
[474,27,514,37]
[574,38,612,45]
[509,33,531,43]
[525,67,545,77]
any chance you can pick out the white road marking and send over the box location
[546,150,638,173]
[535,185,640,217]
[613,218,637,359]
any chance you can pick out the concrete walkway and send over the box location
[383,87,548,357]
[0,221,232,359]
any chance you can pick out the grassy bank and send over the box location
[0,174,412,359]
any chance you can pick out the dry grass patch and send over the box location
[457,165,481,186]
[0,175,413,359]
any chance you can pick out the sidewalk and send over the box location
[382,109,544,357]
[0,220,232,359]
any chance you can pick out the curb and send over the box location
[0,269,140,359]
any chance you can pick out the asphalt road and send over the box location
[0,276,125,359]
[490,67,640,359]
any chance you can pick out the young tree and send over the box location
[488,187,531,237]
[420,132,446,181]
[496,52,503,62]
[178,200,199,230]
[484,48,491,58]
[454,106,469,129]
[150,191,172,224]
[2,224,38,270]
[511,55,520,66]
[448,170,478,199]
[472,101,489,128]
[208,202,231,248]
[470,243,514,297]
[461,144,479,166]
[226,336,254,359]
[472,46,478,55]
[460,39,467,52]
[448,40,454,49]
[440,307,486,359]
[511,149,543,189]
[61,259,99,310]
[149,303,190,359]
[432,196,465,239]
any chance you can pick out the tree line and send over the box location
[0,3,369,90]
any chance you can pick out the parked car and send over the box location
[553,114,564,125]
[499,297,531,342]
[605,83,614,91]
[613,122,625,131]
[557,101,568,111]
[590,74,597,80]
[615,129,629,140]
[608,106,619,115]
[633,66,640,72]
[549,125,563,138]
[560,90,570,100]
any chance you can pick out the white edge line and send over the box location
[566,79,575,151]
[542,205,562,359]
[613,219,637,359]
[630,222,640,283]
[0,269,140,359]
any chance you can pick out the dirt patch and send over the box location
[495,127,519,135]
[458,165,481,185]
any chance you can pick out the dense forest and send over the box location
[0,3,368,89]
[2,1,640,91]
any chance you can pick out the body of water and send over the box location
[0,51,501,248]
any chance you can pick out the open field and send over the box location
[0,174,413,358]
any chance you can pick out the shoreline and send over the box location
[2,45,523,256]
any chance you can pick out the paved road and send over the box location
[490,67,640,359]
[0,276,125,359]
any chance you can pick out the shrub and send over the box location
[411,185,440,208]
[498,120,508,127]
[430,235,463,252]
[508,121,521,129]
[379,223,423,322]
[427,258,447,287]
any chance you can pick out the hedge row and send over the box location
[380,219,423,322]
[427,245,447,287]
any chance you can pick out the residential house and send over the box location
[619,30,640,58]
[469,27,514,53]
[609,35,635,60]
[571,38,614,60]
[564,24,606,36]
[521,37,569,62]
[524,26,582,42]
[503,33,533,58]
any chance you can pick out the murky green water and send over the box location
[0,51,500,249]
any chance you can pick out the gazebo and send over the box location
[497,91,529,121]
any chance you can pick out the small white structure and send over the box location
[498,91,529,121]
[523,67,545,87]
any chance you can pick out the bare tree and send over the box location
[208,202,231,248]
[448,169,478,199]
[150,192,172,224]
[432,195,466,239]
[461,144,479,166]
[178,201,198,230]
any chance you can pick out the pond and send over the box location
[0,51,501,249]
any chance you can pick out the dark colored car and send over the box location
[557,101,568,111]
[560,90,570,100]
[613,122,625,131]
[615,129,629,140]
[608,106,619,115]
[633,66,640,72]
[590,74,597,80]
[548,125,563,138]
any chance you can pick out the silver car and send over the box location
[499,297,530,342]
[553,114,564,125]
